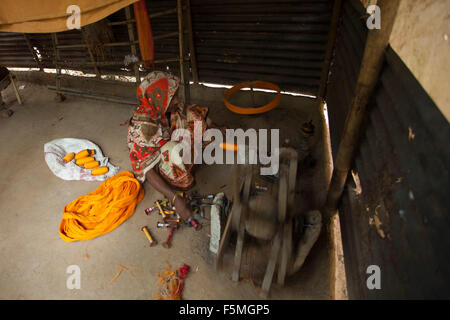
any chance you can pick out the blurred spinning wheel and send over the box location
[215,146,299,297]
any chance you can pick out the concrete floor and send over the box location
[0,79,336,299]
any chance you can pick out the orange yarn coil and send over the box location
[59,171,144,242]
[223,81,281,115]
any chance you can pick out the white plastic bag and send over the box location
[44,138,120,181]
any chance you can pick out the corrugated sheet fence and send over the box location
[0,0,334,95]
[326,0,450,299]
[190,0,332,95]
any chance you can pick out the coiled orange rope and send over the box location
[59,171,144,242]
[223,81,281,115]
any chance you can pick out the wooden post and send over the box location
[215,164,242,270]
[125,6,141,85]
[261,230,281,298]
[231,167,252,282]
[325,0,400,300]
[81,31,101,78]
[51,33,65,101]
[177,0,187,104]
[325,0,400,215]
[317,0,343,100]
[185,0,199,84]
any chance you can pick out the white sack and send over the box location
[44,138,119,181]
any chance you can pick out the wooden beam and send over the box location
[215,164,243,270]
[231,167,252,282]
[214,202,235,270]
[261,229,281,298]
[177,0,187,103]
[325,0,400,215]
[317,0,343,99]
[9,73,22,105]
[23,34,43,71]
[81,31,101,78]
[154,31,179,41]
[185,0,199,83]
[325,1,400,299]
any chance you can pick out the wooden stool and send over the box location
[0,66,22,109]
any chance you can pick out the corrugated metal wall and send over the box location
[326,0,450,299]
[190,0,333,95]
[326,0,366,155]
[0,0,334,95]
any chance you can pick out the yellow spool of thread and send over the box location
[84,160,100,169]
[91,166,109,176]
[76,156,95,166]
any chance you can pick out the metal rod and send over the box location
[51,33,62,96]
[185,0,198,83]
[47,86,136,105]
[317,0,342,99]
[125,5,141,85]
[103,41,138,47]
[54,57,181,67]
[108,20,135,27]
[56,43,88,49]
[56,32,179,50]
[149,7,178,19]
[56,41,137,49]
[154,31,179,41]
[177,0,186,103]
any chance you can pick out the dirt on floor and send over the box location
[0,80,337,299]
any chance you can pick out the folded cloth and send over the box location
[59,171,144,242]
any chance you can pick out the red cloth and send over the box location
[127,71,180,181]
[176,264,190,296]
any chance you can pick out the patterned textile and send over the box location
[127,71,208,188]
[159,105,208,189]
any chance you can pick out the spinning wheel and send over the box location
[215,147,299,297]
